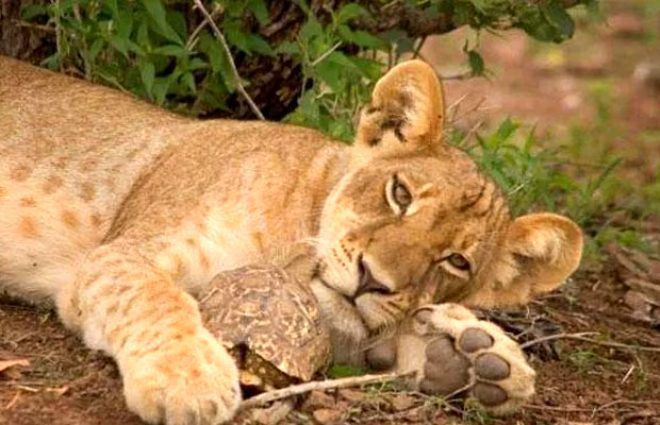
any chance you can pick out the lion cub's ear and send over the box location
[504,213,583,295]
[355,60,445,153]
[466,213,583,307]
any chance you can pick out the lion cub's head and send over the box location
[314,60,582,343]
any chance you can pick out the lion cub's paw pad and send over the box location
[412,304,535,415]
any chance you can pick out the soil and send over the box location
[1,0,659,424]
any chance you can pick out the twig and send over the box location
[525,404,611,413]
[520,332,660,352]
[310,41,342,67]
[192,0,264,120]
[185,6,223,49]
[239,372,410,410]
[3,391,20,410]
[520,332,598,350]
[591,399,660,417]
[621,364,635,384]
[570,335,660,353]
[520,332,597,349]
[51,0,63,72]
[412,36,427,58]
[11,20,55,33]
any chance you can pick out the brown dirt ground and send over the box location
[1,0,659,424]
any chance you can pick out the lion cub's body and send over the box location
[0,56,343,304]
[0,56,582,424]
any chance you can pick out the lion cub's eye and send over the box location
[386,174,413,215]
[446,253,471,272]
[392,176,412,207]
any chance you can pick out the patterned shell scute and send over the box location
[199,265,331,381]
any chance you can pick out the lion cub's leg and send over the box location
[57,240,241,425]
[390,304,535,415]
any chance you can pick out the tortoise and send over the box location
[198,264,331,392]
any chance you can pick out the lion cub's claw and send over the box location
[121,331,242,425]
[402,304,535,415]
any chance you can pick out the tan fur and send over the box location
[0,57,583,424]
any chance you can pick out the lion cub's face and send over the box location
[316,61,583,338]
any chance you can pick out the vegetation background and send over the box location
[0,0,658,424]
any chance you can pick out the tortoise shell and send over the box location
[199,265,331,389]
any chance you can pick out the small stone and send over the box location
[313,408,343,425]
[338,389,365,403]
[607,13,644,37]
[389,394,417,411]
[303,390,335,410]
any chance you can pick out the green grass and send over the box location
[449,77,658,270]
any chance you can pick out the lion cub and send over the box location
[0,56,582,424]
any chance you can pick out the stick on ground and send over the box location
[239,372,410,410]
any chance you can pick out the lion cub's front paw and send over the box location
[396,304,535,415]
[121,330,241,425]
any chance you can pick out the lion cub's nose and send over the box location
[355,257,392,297]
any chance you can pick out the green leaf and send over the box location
[20,4,48,20]
[115,10,134,40]
[326,51,356,69]
[248,0,270,25]
[380,29,414,56]
[182,72,196,94]
[244,34,274,56]
[467,50,485,76]
[152,76,171,104]
[199,32,236,92]
[316,59,342,93]
[188,58,209,71]
[299,90,320,124]
[276,41,300,55]
[299,16,323,44]
[167,9,188,40]
[88,38,106,63]
[468,0,490,14]
[338,25,386,49]
[224,21,250,53]
[495,118,518,141]
[335,3,368,24]
[141,0,183,45]
[138,60,155,98]
[349,56,383,80]
[541,1,575,40]
[152,44,188,57]
[109,34,130,56]
[136,20,150,47]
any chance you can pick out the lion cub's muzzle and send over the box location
[354,255,393,298]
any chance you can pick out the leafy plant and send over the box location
[23,0,638,264]
[21,0,597,124]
